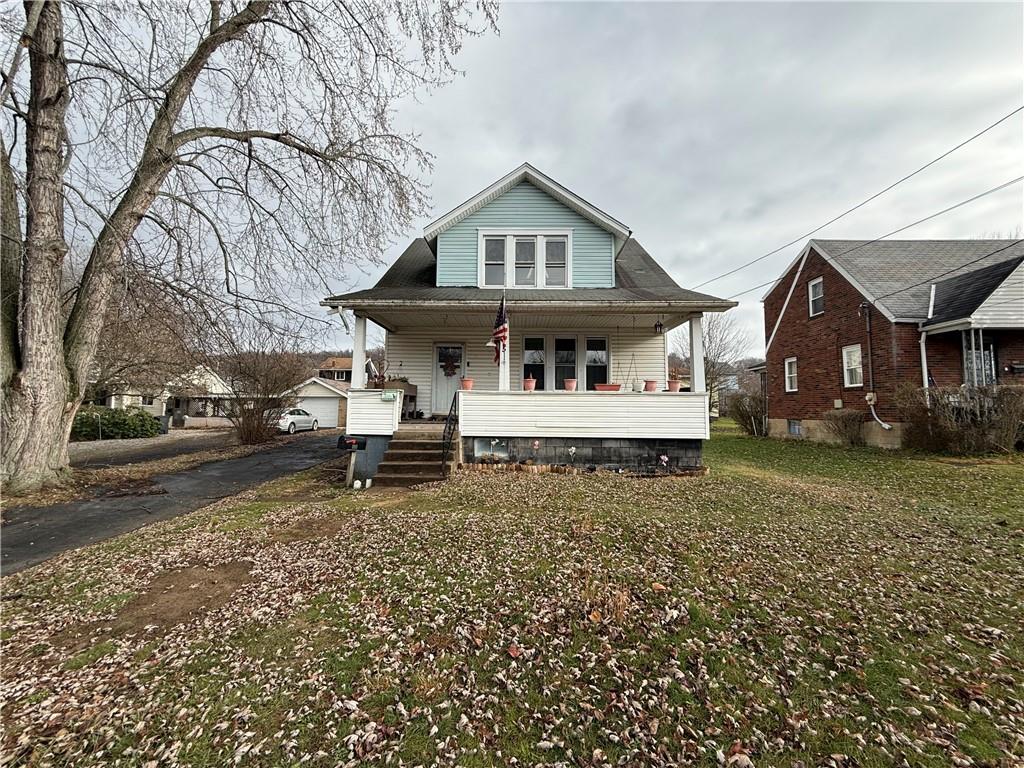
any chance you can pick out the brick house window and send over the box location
[787,419,802,436]
[808,277,824,316]
[842,344,863,388]
[784,357,798,392]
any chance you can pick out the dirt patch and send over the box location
[271,515,354,544]
[59,561,253,648]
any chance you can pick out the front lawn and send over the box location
[2,426,1022,766]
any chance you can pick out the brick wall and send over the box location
[995,330,1024,384]
[763,247,921,424]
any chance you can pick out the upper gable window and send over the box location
[808,277,824,316]
[483,237,506,287]
[478,230,571,288]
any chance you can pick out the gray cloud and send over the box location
[320,1,1023,354]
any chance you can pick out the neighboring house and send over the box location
[763,239,1024,447]
[323,163,735,480]
[286,377,349,429]
[95,365,235,427]
[316,356,378,383]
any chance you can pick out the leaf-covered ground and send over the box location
[2,423,1022,767]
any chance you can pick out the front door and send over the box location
[432,343,464,414]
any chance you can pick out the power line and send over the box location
[694,104,1024,290]
[726,175,1024,300]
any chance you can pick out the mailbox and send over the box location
[338,435,367,451]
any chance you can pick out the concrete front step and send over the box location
[393,429,445,440]
[384,449,444,462]
[373,472,447,487]
[387,439,445,451]
[377,460,450,476]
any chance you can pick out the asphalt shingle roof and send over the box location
[327,238,733,307]
[924,255,1024,327]
[812,239,1024,320]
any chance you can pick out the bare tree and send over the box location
[674,313,753,398]
[204,313,310,444]
[1,1,497,491]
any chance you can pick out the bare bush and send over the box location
[730,394,767,437]
[821,409,866,446]
[895,384,1024,454]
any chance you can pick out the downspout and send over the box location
[919,331,930,407]
[860,302,893,431]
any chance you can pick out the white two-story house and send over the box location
[323,164,735,483]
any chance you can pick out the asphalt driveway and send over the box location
[2,434,340,574]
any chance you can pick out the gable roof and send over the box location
[423,163,630,243]
[287,376,350,397]
[924,255,1024,327]
[765,239,1024,321]
[318,356,352,370]
[324,237,735,310]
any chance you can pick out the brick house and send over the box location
[762,239,1024,447]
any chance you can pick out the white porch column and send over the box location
[689,314,706,394]
[351,313,367,389]
[498,329,510,391]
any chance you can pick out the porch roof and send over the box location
[322,238,736,312]
[923,255,1024,330]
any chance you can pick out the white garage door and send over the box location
[297,396,339,428]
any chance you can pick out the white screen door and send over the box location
[432,344,464,413]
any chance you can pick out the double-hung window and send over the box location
[544,237,568,287]
[808,277,824,316]
[842,344,863,388]
[784,357,798,392]
[514,238,536,286]
[479,231,570,288]
[483,237,506,287]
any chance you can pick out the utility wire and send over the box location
[726,175,1024,300]
[694,105,1024,289]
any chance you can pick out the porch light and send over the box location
[654,320,664,334]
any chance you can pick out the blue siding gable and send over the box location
[435,181,615,288]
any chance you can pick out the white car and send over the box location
[278,408,318,434]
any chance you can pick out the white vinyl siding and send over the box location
[459,391,709,440]
[808,277,824,316]
[384,324,667,412]
[842,344,863,388]
[972,261,1024,327]
[784,357,798,392]
[345,390,401,435]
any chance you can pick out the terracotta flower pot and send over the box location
[594,383,621,392]
[460,377,474,390]
[667,379,682,392]
[564,378,577,391]
[644,379,658,392]
[523,377,537,391]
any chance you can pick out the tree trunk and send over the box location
[1,1,74,493]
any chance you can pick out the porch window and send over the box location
[523,337,545,389]
[784,357,798,392]
[808,277,824,316]
[545,238,568,287]
[842,344,863,388]
[514,238,536,286]
[483,237,506,287]
[585,337,608,389]
[554,337,577,390]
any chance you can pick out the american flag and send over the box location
[492,295,508,364]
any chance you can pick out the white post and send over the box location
[498,319,510,391]
[351,313,367,389]
[689,314,706,394]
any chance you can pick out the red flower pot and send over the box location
[564,378,577,391]
[667,380,682,392]
[644,379,658,392]
[523,377,537,391]
[594,383,621,392]
[460,377,474,390]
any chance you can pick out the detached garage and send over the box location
[288,377,348,429]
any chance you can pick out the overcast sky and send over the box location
[321,1,1023,355]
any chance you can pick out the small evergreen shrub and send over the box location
[72,405,161,441]
[895,384,1024,454]
[730,394,767,436]
[821,408,865,446]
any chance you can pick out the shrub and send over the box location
[895,384,1024,454]
[821,408,865,446]
[730,393,767,436]
[72,405,161,441]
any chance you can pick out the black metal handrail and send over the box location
[440,391,459,476]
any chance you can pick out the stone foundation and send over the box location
[460,436,703,472]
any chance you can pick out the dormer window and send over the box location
[478,229,572,288]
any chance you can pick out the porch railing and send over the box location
[441,391,459,476]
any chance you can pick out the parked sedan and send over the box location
[277,408,318,433]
